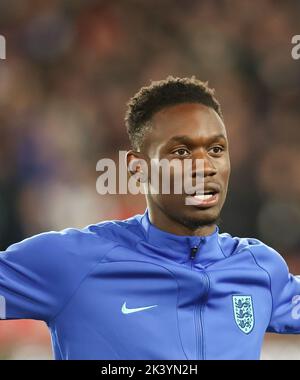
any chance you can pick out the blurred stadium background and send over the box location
[0,0,299,359]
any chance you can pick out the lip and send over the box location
[185,192,219,208]
[185,182,221,208]
[186,183,221,196]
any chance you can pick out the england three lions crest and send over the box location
[232,295,254,334]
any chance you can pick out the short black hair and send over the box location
[125,75,223,150]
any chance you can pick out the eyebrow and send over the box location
[165,133,227,145]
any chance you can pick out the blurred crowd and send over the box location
[0,0,299,359]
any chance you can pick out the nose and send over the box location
[192,153,217,178]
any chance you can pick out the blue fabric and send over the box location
[0,209,299,359]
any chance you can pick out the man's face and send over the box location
[130,103,231,230]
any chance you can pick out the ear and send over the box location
[126,150,143,176]
[126,150,150,185]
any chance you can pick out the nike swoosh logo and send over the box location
[121,301,158,314]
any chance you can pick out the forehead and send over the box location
[148,103,226,144]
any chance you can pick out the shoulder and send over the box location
[5,213,144,260]
[0,220,129,281]
[5,225,101,256]
[244,238,289,280]
[82,213,145,248]
[219,231,288,275]
[222,232,289,281]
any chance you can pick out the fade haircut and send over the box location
[125,76,223,150]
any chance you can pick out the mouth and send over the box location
[185,187,220,208]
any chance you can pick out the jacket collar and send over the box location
[138,209,226,267]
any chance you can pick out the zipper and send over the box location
[198,271,209,359]
[190,246,198,261]
[190,243,210,360]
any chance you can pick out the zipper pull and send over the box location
[190,246,198,260]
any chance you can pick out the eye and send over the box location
[209,146,224,155]
[172,148,190,157]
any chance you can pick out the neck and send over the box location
[147,204,217,237]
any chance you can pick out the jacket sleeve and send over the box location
[0,228,97,323]
[250,243,300,333]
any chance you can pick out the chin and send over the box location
[175,207,221,229]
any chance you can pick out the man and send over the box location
[0,76,299,359]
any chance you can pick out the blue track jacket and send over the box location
[0,209,299,359]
